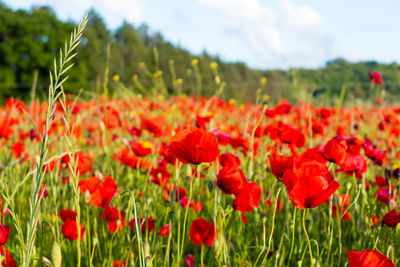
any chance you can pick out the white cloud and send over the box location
[196,0,331,68]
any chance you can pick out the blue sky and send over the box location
[3,0,400,70]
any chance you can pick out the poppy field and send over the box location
[0,15,399,267]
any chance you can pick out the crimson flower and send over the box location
[347,249,394,267]
[269,152,294,180]
[129,217,155,233]
[169,127,220,165]
[59,209,85,241]
[86,175,118,207]
[0,225,10,245]
[219,152,241,168]
[11,141,25,158]
[217,167,247,195]
[337,154,367,179]
[99,207,125,232]
[368,72,382,84]
[0,245,16,267]
[332,194,352,221]
[157,224,170,236]
[281,160,339,209]
[232,182,261,213]
[189,218,217,246]
[382,210,400,228]
[320,138,347,165]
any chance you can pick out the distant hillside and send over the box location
[1,3,399,103]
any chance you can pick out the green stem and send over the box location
[201,245,204,266]
[302,209,313,267]
[288,207,297,262]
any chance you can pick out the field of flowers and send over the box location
[0,15,399,267]
[0,88,399,266]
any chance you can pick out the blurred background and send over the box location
[0,0,399,103]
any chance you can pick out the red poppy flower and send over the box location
[337,154,367,179]
[59,209,85,241]
[38,184,48,199]
[274,102,291,115]
[347,249,394,267]
[141,116,166,137]
[78,176,101,194]
[217,167,247,195]
[269,152,294,180]
[0,225,10,245]
[157,224,170,236]
[89,175,118,207]
[232,182,261,213]
[345,136,364,155]
[382,210,400,228]
[130,141,153,157]
[169,127,220,165]
[113,261,126,267]
[375,187,392,205]
[219,152,241,168]
[265,122,305,148]
[298,148,327,164]
[11,141,25,158]
[180,198,204,212]
[229,137,250,154]
[189,218,217,246]
[364,139,387,166]
[332,194,351,221]
[320,138,347,165]
[368,72,382,84]
[0,245,17,267]
[281,160,339,209]
[99,207,126,232]
[174,186,188,201]
[129,217,155,233]
[374,175,388,187]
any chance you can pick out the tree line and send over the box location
[1,3,400,104]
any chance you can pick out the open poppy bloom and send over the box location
[217,167,247,195]
[84,175,118,207]
[11,141,25,158]
[189,218,217,246]
[0,245,17,267]
[269,152,294,180]
[337,154,368,178]
[59,209,85,241]
[232,182,261,212]
[320,138,347,165]
[169,127,220,165]
[382,209,400,228]
[347,249,394,267]
[281,160,339,209]
[0,225,10,245]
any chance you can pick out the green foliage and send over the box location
[1,3,400,104]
